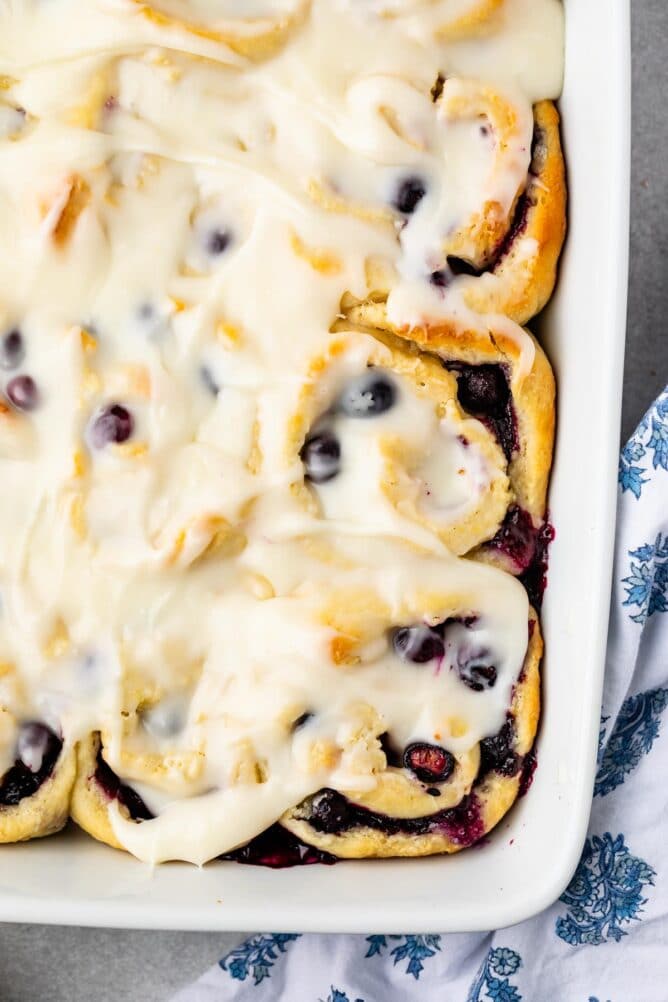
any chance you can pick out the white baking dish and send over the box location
[0,0,630,933]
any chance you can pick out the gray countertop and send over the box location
[2,2,668,999]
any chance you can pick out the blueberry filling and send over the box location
[518,749,538,798]
[403,742,455,783]
[392,624,444,664]
[338,372,397,418]
[305,787,485,845]
[0,329,25,371]
[486,505,537,572]
[90,404,134,448]
[94,748,154,822]
[6,375,39,412]
[479,718,520,779]
[0,723,62,807]
[300,430,341,483]
[205,229,232,256]
[223,823,336,868]
[392,176,427,216]
[445,362,518,460]
[518,519,555,610]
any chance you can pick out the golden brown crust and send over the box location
[0,748,76,844]
[280,610,541,858]
[463,101,567,324]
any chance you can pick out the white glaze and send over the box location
[0,0,562,862]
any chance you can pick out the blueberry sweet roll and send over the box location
[289,331,512,555]
[279,563,541,858]
[336,91,565,331]
[292,327,554,580]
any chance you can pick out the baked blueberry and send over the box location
[487,505,537,571]
[308,789,353,834]
[300,430,341,483]
[456,364,508,415]
[206,229,232,256]
[6,375,39,411]
[90,404,134,448]
[447,362,517,458]
[0,329,25,370]
[479,719,520,778]
[458,659,497,692]
[392,625,444,664]
[430,268,449,288]
[393,176,427,215]
[199,365,220,397]
[338,372,396,418]
[403,742,455,783]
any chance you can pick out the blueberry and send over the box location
[458,659,497,692]
[300,430,341,483]
[392,625,444,664]
[447,362,517,459]
[479,719,520,778]
[487,504,537,572]
[6,375,39,411]
[90,404,134,448]
[206,229,232,256]
[430,269,449,288]
[141,696,187,740]
[393,176,427,215]
[455,364,508,415]
[199,365,220,396]
[338,372,396,418]
[308,789,353,833]
[0,329,25,370]
[403,742,455,783]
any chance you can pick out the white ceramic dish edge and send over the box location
[0,0,631,933]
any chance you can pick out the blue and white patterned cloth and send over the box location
[174,387,668,1002]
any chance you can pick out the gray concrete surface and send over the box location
[2,3,668,1000]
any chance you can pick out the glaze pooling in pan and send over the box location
[0,0,564,862]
